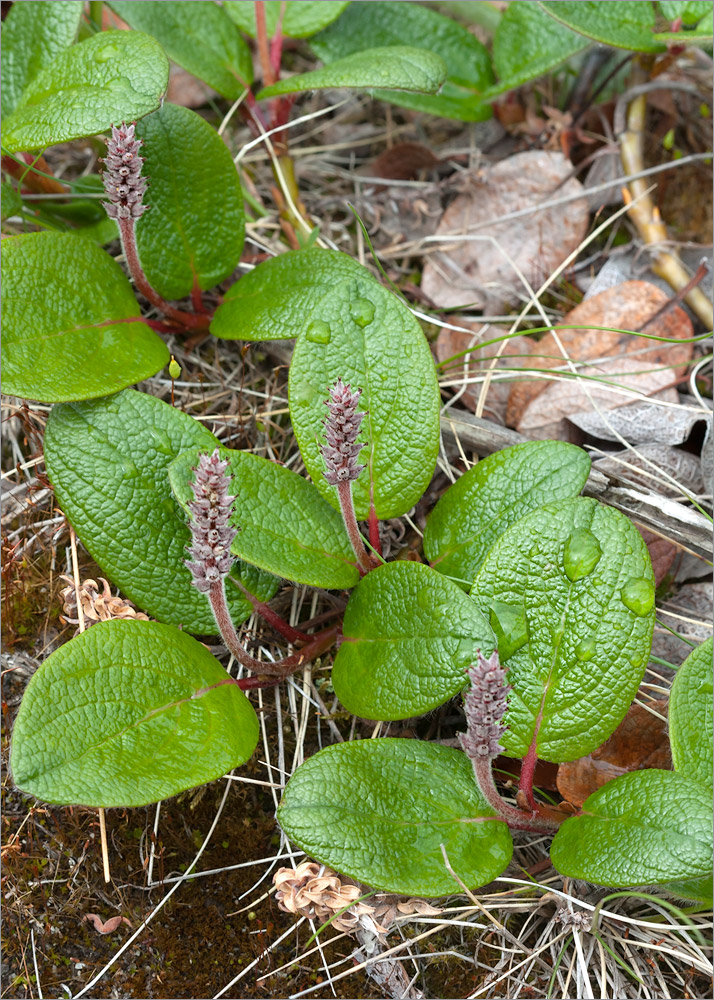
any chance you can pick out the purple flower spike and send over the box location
[459,650,511,761]
[101,123,148,220]
[185,449,237,593]
[321,379,366,486]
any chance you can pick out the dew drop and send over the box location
[291,381,316,409]
[621,577,655,617]
[350,298,375,328]
[563,528,602,582]
[574,637,596,662]
[95,42,119,62]
[305,320,331,344]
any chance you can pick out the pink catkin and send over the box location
[101,123,148,221]
[321,379,366,486]
[185,449,237,593]
[458,650,511,760]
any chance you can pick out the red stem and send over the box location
[228,575,310,643]
[336,481,372,575]
[117,217,210,331]
[208,579,339,678]
[472,757,562,833]
[191,279,206,314]
[519,713,543,811]
[254,1,275,87]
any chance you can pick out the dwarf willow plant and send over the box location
[5,0,713,904]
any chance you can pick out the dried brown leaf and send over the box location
[435,323,532,424]
[421,151,589,311]
[557,702,671,808]
[506,280,694,427]
[516,360,677,441]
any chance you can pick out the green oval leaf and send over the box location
[256,45,446,100]
[472,497,655,763]
[134,103,245,301]
[489,2,589,95]
[278,739,513,896]
[551,770,713,887]
[310,0,493,121]
[212,249,441,520]
[1,182,23,222]
[539,1,663,53]
[10,620,258,808]
[168,446,359,589]
[287,255,440,520]
[44,390,278,634]
[107,0,253,95]
[2,30,169,153]
[333,562,494,720]
[211,248,370,342]
[424,441,591,588]
[224,0,350,38]
[1,0,82,118]
[1,232,169,403]
[659,0,713,24]
[669,638,713,789]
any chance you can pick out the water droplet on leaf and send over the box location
[95,43,119,62]
[416,590,430,611]
[305,320,331,344]
[350,298,375,328]
[575,637,596,661]
[563,528,602,582]
[621,578,655,617]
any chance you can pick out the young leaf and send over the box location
[489,2,589,95]
[332,562,494,720]
[224,1,349,38]
[44,390,278,635]
[107,0,253,96]
[168,446,359,590]
[211,247,372,341]
[669,638,713,789]
[2,30,169,153]
[310,0,493,122]
[1,0,82,118]
[256,45,447,100]
[661,875,713,905]
[659,0,712,25]
[2,232,169,403]
[278,739,513,897]
[550,771,713,888]
[472,497,656,763]
[286,257,439,520]
[10,620,258,808]
[1,182,23,222]
[539,1,663,53]
[424,441,591,588]
[133,103,245,301]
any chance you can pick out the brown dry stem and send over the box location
[619,90,713,328]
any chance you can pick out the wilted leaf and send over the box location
[506,281,694,427]
[557,701,671,808]
[639,529,678,589]
[569,398,710,446]
[593,443,706,498]
[516,360,677,441]
[435,323,532,424]
[421,151,589,311]
[83,914,131,935]
[651,583,713,666]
